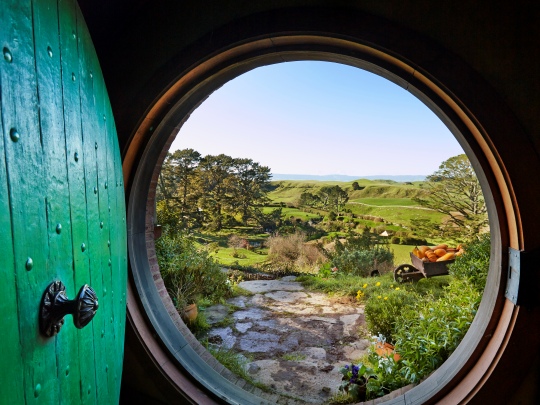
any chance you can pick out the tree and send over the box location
[157,149,202,229]
[195,154,235,231]
[229,158,271,225]
[414,154,488,240]
[254,207,282,232]
[299,192,320,208]
[317,185,349,212]
[330,185,349,211]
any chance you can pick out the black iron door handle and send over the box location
[39,281,99,337]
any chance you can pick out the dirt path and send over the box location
[204,277,369,404]
[348,201,435,210]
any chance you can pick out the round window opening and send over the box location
[127,37,512,405]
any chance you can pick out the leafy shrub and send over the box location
[390,236,400,244]
[317,262,338,278]
[448,233,490,291]
[399,235,428,245]
[332,247,394,277]
[207,242,220,253]
[393,278,481,383]
[365,352,408,399]
[155,232,230,309]
[361,277,482,399]
[364,289,419,343]
[325,230,394,277]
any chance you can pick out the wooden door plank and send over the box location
[94,52,127,399]
[0,1,58,403]
[105,95,128,397]
[78,21,115,401]
[76,8,109,402]
[0,72,25,405]
[58,1,97,402]
[31,0,82,402]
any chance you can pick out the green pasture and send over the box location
[267,179,420,203]
[346,203,444,226]
[350,198,418,207]
[261,206,323,220]
[389,244,417,265]
[209,247,269,267]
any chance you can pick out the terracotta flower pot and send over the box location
[375,342,401,361]
[181,303,198,323]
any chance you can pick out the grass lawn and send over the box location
[209,247,269,267]
[297,272,452,300]
[261,206,322,220]
[346,203,445,227]
[390,244,417,265]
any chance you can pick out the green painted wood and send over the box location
[105,86,128,394]
[0,1,59,403]
[57,1,97,402]
[0,65,25,405]
[32,0,83,403]
[77,13,109,401]
[0,0,127,403]
[88,32,117,397]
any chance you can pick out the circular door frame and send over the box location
[123,18,540,404]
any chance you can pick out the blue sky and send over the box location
[170,61,463,176]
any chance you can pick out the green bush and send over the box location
[155,231,231,309]
[393,278,481,383]
[364,289,419,343]
[399,235,427,245]
[448,234,490,291]
[332,247,394,277]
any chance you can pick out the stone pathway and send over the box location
[204,276,370,404]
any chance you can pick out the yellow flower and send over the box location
[395,287,400,291]
[384,296,388,300]
[377,295,382,299]
[362,284,368,288]
[390,285,394,288]
[376,282,381,287]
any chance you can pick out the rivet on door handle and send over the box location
[39,281,99,337]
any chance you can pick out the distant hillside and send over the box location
[268,179,427,204]
[271,173,426,182]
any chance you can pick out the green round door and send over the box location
[0,0,127,403]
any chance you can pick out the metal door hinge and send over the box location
[506,247,540,307]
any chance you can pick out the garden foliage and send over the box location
[364,289,419,344]
[448,233,490,291]
[358,235,490,399]
[155,231,230,309]
[326,229,394,277]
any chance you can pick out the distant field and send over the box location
[268,179,424,203]
[261,206,322,220]
[390,244,417,265]
[346,203,444,226]
[351,198,418,207]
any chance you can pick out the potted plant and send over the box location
[169,272,199,324]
